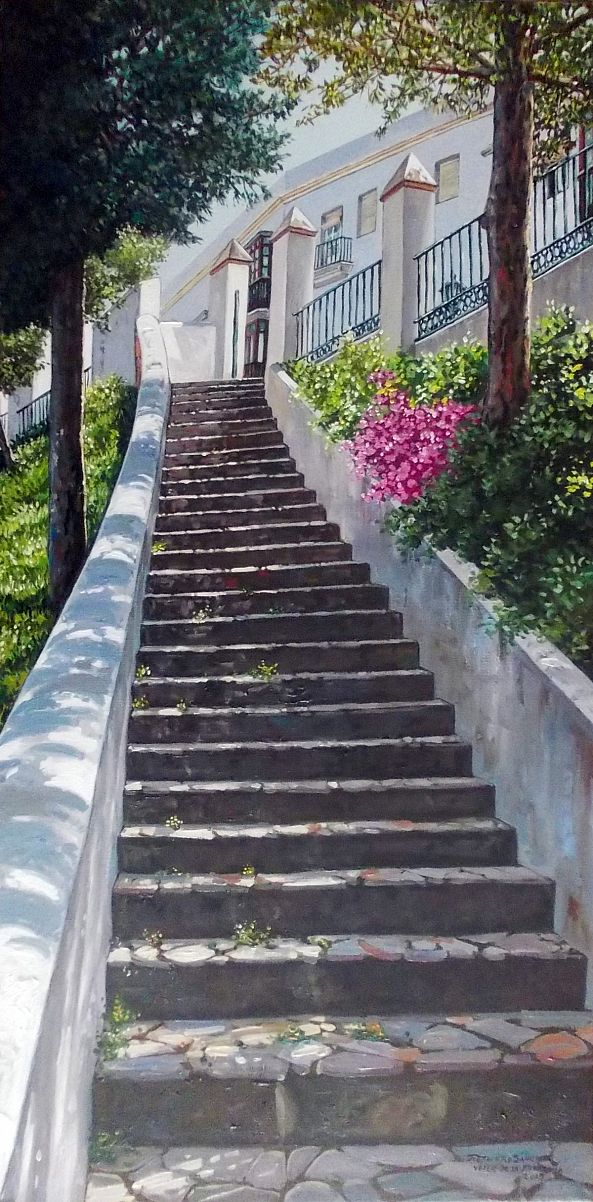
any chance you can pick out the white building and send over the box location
[162,106,494,374]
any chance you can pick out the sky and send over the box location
[159,91,388,291]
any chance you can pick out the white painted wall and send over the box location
[163,108,494,329]
[91,290,140,385]
[268,365,593,1003]
[0,312,171,1202]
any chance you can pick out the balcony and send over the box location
[247,275,271,313]
[314,235,353,286]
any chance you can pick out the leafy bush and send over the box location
[290,333,488,441]
[0,325,46,394]
[386,307,593,674]
[0,374,135,724]
[290,334,385,439]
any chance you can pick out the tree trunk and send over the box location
[484,11,534,426]
[0,419,14,470]
[49,258,86,616]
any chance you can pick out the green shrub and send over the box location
[386,307,593,674]
[0,374,135,724]
[290,334,385,440]
[289,332,488,442]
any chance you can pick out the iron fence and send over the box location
[314,235,353,271]
[416,140,593,339]
[295,259,381,362]
[14,367,93,444]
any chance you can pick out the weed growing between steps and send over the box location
[0,375,135,727]
[292,309,593,677]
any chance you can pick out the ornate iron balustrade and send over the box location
[247,276,272,312]
[14,366,93,444]
[295,259,381,362]
[416,140,593,340]
[314,235,353,271]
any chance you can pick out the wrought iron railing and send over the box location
[314,235,353,271]
[416,140,593,340]
[247,276,272,312]
[14,366,93,444]
[295,259,382,362]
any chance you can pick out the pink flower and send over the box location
[348,388,477,505]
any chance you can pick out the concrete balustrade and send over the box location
[0,291,171,1202]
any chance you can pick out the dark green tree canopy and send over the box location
[0,0,290,330]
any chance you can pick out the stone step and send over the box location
[166,413,276,435]
[153,520,341,552]
[160,485,316,513]
[131,668,433,708]
[86,1142,593,1198]
[149,540,352,571]
[166,429,284,455]
[118,817,516,875]
[164,443,289,468]
[136,639,420,679]
[161,457,297,485]
[155,503,326,533]
[172,384,265,403]
[126,735,473,784]
[94,1011,593,1148]
[140,611,401,648]
[128,699,453,744]
[124,777,496,826]
[147,560,371,596]
[142,583,387,620]
[112,865,553,940]
[106,930,587,1019]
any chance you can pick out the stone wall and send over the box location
[0,310,171,1202]
[268,365,593,1003]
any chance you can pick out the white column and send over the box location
[208,239,251,379]
[266,207,316,384]
[380,153,437,351]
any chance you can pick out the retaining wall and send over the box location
[268,364,593,1002]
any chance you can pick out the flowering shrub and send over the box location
[349,371,476,503]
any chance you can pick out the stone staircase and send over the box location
[90,379,593,1201]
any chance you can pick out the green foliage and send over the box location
[1,1,291,333]
[385,307,593,674]
[0,375,134,725]
[262,3,593,165]
[233,921,273,946]
[249,661,279,681]
[85,230,167,328]
[290,334,385,440]
[290,334,487,442]
[99,996,137,1061]
[0,326,46,395]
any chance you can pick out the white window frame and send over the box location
[357,188,377,237]
[435,155,460,203]
[320,206,343,242]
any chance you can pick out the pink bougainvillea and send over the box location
[348,370,477,504]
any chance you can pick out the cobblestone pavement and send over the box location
[87,1142,593,1201]
[98,1010,593,1081]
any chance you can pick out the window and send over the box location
[435,155,460,203]
[357,189,377,237]
[246,231,272,283]
[320,206,343,242]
